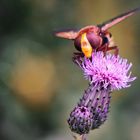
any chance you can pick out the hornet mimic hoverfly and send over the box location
[55,7,140,58]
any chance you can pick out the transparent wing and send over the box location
[54,28,79,40]
[99,7,140,31]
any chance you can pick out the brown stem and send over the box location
[82,134,87,140]
[72,134,87,140]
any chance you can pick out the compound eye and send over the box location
[102,37,108,45]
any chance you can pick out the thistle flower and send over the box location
[73,52,136,90]
[68,52,136,135]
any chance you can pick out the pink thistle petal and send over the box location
[73,52,136,90]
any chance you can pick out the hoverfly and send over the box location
[55,7,140,58]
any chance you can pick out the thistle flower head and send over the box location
[68,52,136,135]
[74,52,136,90]
[68,84,111,135]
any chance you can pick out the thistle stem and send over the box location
[82,134,87,140]
[73,134,87,140]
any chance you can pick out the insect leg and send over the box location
[97,44,108,55]
[72,52,84,65]
[73,52,84,57]
[73,52,84,60]
[107,46,119,56]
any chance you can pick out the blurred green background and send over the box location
[0,0,140,140]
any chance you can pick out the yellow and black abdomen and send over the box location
[74,32,102,58]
